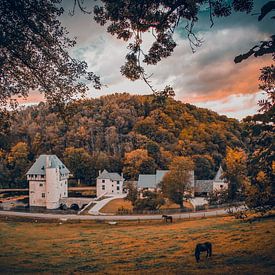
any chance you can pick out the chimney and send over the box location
[99,170,101,176]
[46,156,50,168]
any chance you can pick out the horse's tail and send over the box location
[209,243,212,257]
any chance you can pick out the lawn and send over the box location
[0,215,274,274]
[100,199,193,214]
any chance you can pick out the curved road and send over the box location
[0,208,228,221]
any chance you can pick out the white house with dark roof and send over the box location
[96,170,125,197]
[27,155,70,209]
[194,166,228,196]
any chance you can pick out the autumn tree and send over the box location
[123,149,156,180]
[223,147,248,201]
[245,171,273,212]
[161,156,194,208]
[6,142,31,187]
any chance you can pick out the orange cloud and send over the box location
[181,56,271,104]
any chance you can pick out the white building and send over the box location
[96,170,124,197]
[26,155,70,209]
[194,166,228,196]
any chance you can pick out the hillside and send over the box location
[0,93,245,187]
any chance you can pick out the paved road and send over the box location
[0,208,228,221]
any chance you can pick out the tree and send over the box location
[93,0,254,86]
[133,191,165,211]
[223,147,248,201]
[244,171,273,213]
[0,0,100,110]
[64,147,93,185]
[6,142,31,188]
[161,156,194,208]
[125,182,138,205]
[123,149,156,180]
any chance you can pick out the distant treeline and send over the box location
[0,93,246,187]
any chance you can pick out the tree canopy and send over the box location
[0,93,245,187]
[0,0,100,109]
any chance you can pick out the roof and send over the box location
[155,170,169,184]
[27,155,70,175]
[137,174,156,188]
[97,169,124,181]
[194,180,213,193]
[138,170,169,189]
[214,166,224,182]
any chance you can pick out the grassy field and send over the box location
[0,215,274,274]
[100,199,193,214]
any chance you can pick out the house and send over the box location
[138,170,195,196]
[137,170,169,191]
[26,155,70,209]
[96,170,124,197]
[194,166,228,196]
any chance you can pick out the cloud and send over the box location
[19,1,273,120]
[195,92,266,120]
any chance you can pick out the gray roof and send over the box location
[27,155,70,175]
[214,166,223,182]
[195,180,213,193]
[138,174,156,188]
[138,170,169,189]
[156,170,169,184]
[97,169,124,181]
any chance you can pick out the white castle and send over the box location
[26,155,70,209]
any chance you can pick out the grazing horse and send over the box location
[162,215,173,223]
[195,242,212,262]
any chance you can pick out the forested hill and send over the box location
[0,93,245,187]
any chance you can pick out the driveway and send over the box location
[89,194,127,215]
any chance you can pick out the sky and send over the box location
[23,0,273,120]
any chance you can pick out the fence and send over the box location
[117,202,244,215]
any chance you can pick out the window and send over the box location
[117,181,120,184]
[39,183,43,187]
[102,185,105,190]
[112,185,114,187]
[220,185,223,188]
[42,193,45,198]
[102,180,105,183]
[41,175,44,179]
[117,186,120,191]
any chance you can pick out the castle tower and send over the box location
[27,155,70,209]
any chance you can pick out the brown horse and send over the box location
[195,242,212,262]
[162,215,173,223]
